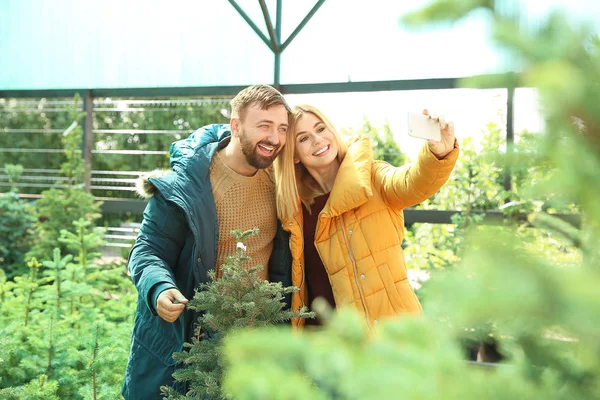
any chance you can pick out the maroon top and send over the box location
[302,193,336,326]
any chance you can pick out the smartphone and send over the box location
[407,112,441,141]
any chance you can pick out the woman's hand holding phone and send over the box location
[408,109,456,159]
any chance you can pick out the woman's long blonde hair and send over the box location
[275,104,348,221]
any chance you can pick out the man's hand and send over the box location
[423,109,456,159]
[156,288,188,322]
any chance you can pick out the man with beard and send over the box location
[122,85,293,399]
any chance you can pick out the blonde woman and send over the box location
[275,104,459,328]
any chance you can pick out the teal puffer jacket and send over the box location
[122,124,291,399]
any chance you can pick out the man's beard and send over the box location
[239,128,281,170]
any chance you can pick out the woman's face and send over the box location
[294,112,339,170]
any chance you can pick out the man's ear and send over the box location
[230,118,240,137]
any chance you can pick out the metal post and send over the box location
[274,0,282,88]
[83,90,94,192]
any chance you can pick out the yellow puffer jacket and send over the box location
[283,136,459,329]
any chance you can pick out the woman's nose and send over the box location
[312,132,323,145]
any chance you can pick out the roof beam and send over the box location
[259,0,279,52]
[228,0,275,52]
[281,0,327,52]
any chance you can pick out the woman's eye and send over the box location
[299,136,308,143]
[317,126,325,133]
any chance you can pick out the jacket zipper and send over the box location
[340,216,372,329]
[293,216,306,327]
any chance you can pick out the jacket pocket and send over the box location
[377,263,406,312]
[123,336,182,400]
[133,311,182,366]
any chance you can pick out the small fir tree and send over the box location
[162,228,314,400]
[0,164,37,277]
[26,95,102,262]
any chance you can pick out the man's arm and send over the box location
[128,189,188,318]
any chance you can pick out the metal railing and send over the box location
[103,224,141,249]
[0,86,578,250]
[0,96,230,197]
[0,167,141,192]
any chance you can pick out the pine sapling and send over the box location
[162,228,314,400]
[58,218,105,316]
[3,163,24,193]
[42,249,73,314]
[0,269,6,305]
[58,218,105,269]
[24,258,41,326]
[46,314,54,377]
[90,323,100,400]
[61,95,87,188]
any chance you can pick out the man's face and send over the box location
[236,103,289,170]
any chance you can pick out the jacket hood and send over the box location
[134,124,231,199]
[135,169,172,199]
[169,124,231,172]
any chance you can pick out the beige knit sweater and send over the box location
[209,150,276,280]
